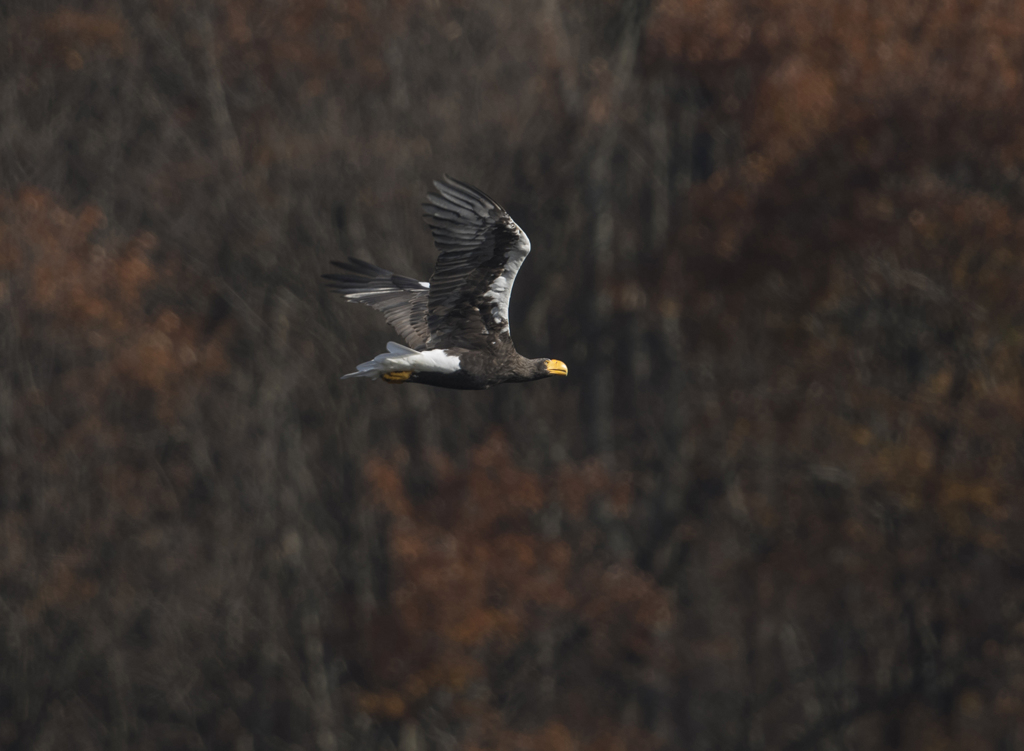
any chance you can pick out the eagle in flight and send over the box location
[324,176,568,390]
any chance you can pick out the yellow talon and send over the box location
[381,370,412,383]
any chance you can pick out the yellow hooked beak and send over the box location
[545,359,568,377]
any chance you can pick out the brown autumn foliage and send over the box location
[3,0,1024,749]
[356,435,669,751]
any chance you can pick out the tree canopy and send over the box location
[3,1,1024,749]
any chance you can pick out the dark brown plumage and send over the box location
[323,176,567,389]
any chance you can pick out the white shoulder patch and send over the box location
[482,221,531,332]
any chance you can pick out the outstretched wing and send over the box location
[421,176,531,349]
[322,258,431,349]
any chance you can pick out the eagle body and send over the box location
[324,177,567,389]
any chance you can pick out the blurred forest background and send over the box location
[3,0,1024,749]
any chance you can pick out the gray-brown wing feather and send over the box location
[322,258,431,349]
[421,176,531,349]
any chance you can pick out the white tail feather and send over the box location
[386,340,419,355]
[342,345,461,380]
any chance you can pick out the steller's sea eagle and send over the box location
[324,176,568,389]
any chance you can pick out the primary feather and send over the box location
[324,176,566,390]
